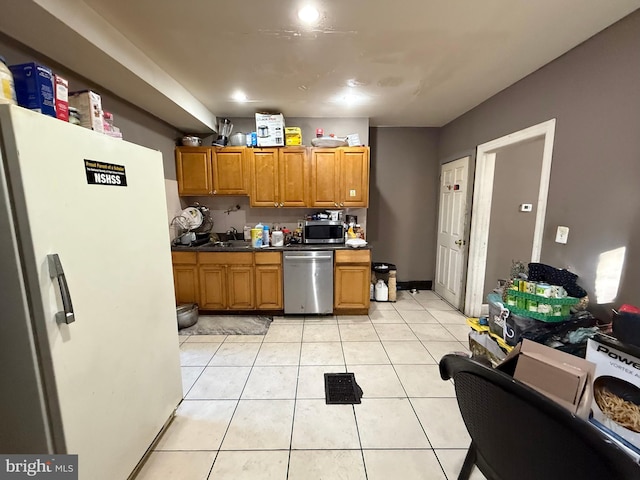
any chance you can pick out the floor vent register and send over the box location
[324,373,363,404]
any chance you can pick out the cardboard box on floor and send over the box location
[497,339,595,419]
[586,335,640,456]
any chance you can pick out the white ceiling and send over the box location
[2,1,640,130]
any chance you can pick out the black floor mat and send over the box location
[324,373,363,404]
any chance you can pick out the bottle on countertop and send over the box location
[262,224,270,247]
[272,230,284,247]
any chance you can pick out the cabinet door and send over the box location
[212,147,248,195]
[334,265,371,310]
[227,266,255,309]
[279,147,307,207]
[250,148,279,207]
[173,265,199,305]
[340,147,370,207]
[255,265,283,309]
[310,149,340,207]
[176,147,212,195]
[199,265,227,309]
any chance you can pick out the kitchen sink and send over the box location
[206,240,252,249]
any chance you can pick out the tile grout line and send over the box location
[284,322,306,480]
[204,333,266,478]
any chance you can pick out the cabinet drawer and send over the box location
[335,249,370,264]
[172,251,197,264]
[255,251,282,265]
[198,252,254,265]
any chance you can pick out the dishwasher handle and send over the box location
[284,255,333,261]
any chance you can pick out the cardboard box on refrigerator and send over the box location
[9,62,56,117]
[586,334,640,456]
[497,339,595,418]
[54,75,69,122]
[255,113,285,146]
[69,90,104,133]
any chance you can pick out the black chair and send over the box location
[439,354,640,480]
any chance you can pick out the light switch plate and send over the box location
[555,226,569,244]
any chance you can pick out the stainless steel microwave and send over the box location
[303,220,345,244]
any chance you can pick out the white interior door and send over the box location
[465,119,555,317]
[1,105,182,479]
[435,156,470,308]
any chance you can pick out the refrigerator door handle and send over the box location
[47,254,76,324]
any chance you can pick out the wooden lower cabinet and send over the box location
[172,252,199,305]
[227,266,255,309]
[199,265,227,309]
[198,252,254,311]
[334,249,371,313]
[255,251,283,309]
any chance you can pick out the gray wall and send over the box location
[438,10,640,317]
[484,138,544,296]
[369,127,440,282]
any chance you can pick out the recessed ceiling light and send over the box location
[298,6,320,24]
[231,91,248,103]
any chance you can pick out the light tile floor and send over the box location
[135,290,486,480]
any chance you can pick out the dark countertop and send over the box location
[171,242,371,253]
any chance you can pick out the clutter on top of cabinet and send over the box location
[285,127,302,146]
[229,132,246,146]
[310,136,348,148]
[10,62,56,117]
[214,117,233,146]
[255,113,285,147]
[182,135,202,147]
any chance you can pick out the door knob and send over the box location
[455,239,466,246]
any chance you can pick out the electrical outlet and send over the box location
[555,226,569,244]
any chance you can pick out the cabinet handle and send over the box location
[274,202,278,207]
[334,202,338,207]
[339,202,344,207]
[279,203,284,207]
[213,189,217,194]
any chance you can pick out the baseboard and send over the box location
[397,280,432,291]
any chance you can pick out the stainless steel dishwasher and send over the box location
[283,250,334,314]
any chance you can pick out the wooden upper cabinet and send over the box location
[212,147,248,195]
[309,147,369,208]
[250,147,308,207]
[340,147,370,207]
[310,149,341,208]
[250,148,279,207]
[279,147,308,207]
[176,147,212,195]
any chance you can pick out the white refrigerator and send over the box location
[0,104,182,479]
